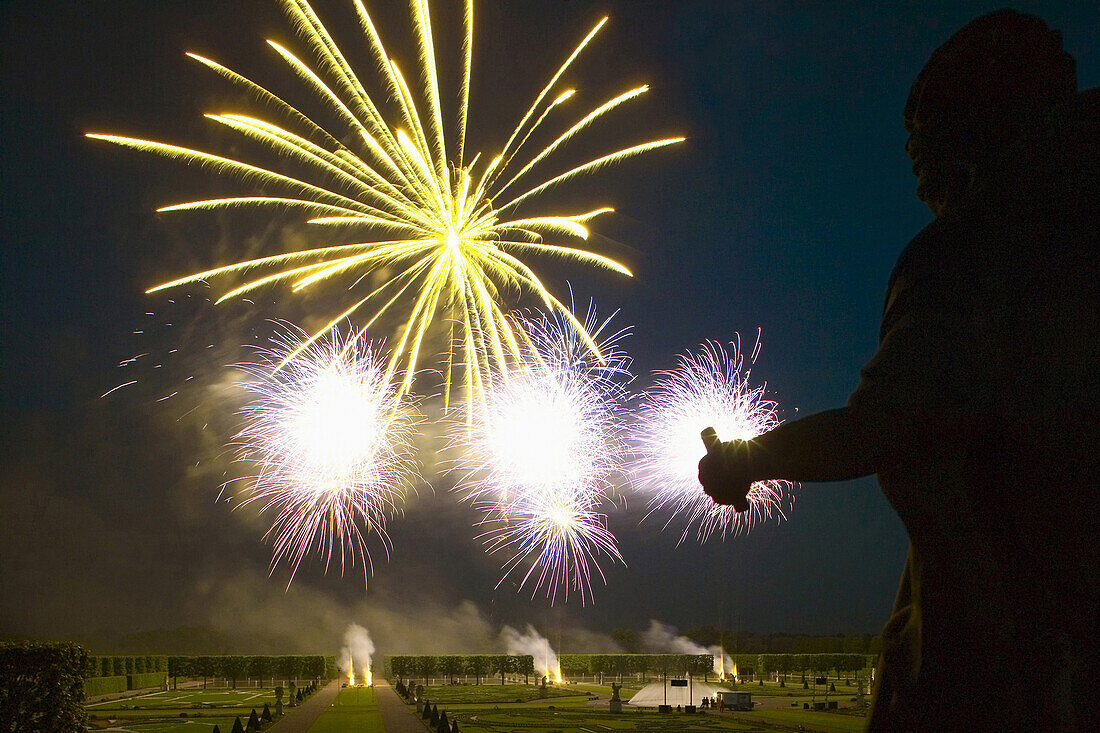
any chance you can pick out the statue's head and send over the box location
[905,10,1075,217]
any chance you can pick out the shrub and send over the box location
[0,641,88,732]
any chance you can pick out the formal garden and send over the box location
[0,642,873,732]
[0,642,336,732]
[85,682,335,732]
[388,654,873,733]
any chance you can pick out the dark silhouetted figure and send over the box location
[699,9,1098,731]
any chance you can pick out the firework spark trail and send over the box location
[87,0,682,416]
[454,307,630,604]
[233,324,420,585]
[632,333,793,542]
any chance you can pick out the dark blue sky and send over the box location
[2,1,1096,651]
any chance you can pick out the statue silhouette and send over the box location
[699,10,1098,731]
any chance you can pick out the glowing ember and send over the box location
[233,324,419,584]
[455,308,630,603]
[632,333,793,541]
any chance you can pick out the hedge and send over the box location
[323,656,338,681]
[754,653,869,678]
[129,671,167,689]
[84,675,128,696]
[386,654,720,683]
[558,654,715,679]
[387,655,537,683]
[160,656,333,685]
[0,641,88,732]
[88,656,167,678]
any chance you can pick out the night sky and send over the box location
[2,1,1097,656]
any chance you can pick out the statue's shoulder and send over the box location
[888,218,967,287]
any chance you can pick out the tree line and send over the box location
[612,627,884,655]
[559,654,716,681]
[385,653,872,685]
[162,655,337,688]
[752,653,871,680]
[558,653,871,682]
[85,655,168,677]
[387,655,536,684]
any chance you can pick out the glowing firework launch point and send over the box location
[234,325,419,584]
[633,335,793,541]
[87,0,682,418]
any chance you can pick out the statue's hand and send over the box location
[698,428,752,512]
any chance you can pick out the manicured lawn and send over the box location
[397,678,868,733]
[86,686,302,732]
[566,682,646,698]
[716,678,860,697]
[416,683,582,704]
[308,686,384,733]
[87,719,239,733]
[450,707,768,731]
[88,687,279,711]
[735,708,866,732]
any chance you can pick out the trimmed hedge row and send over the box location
[0,641,88,732]
[559,654,715,679]
[84,675,128,696]
[83,672,168,696]
[753,653,870,678]
[387,655,537,683]
[163,655,336,686]
[553,653,872,680]
[87,655,168,677]
[129,671,167,689]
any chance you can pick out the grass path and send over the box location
[265,680,340,733]
[306,686,384,733]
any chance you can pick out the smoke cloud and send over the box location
[500,624,559,680]
[341,623,375,682]
[643,620,731,675]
